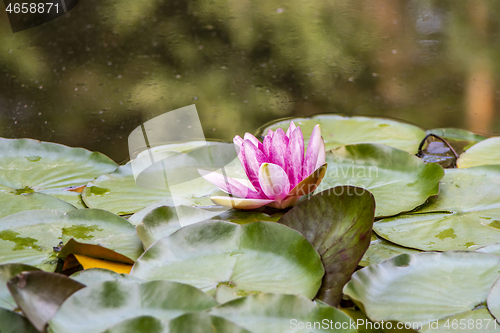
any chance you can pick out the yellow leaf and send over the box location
[72,254,132,274]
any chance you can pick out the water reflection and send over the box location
[0,0,499,162]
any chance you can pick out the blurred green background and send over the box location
[1,0,499,162]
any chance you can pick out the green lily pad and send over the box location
[47,280,218,333]
[0,308,38,333]
[0,209,143,271]
[137,205,280,249]
[315,144,444,217]
[8,271,85,332]
[457,137,500,168]
[343,252,500,326]
[359,233,421,267]
[258,115,426,153]
[103,313,252,333]
[82,162,220,215]
[131,221,324,302]
[209,293,356,333]
[0,264,40,311]
[70,268,143,286]
[128,199,178,226]
[0,190,77,220]
[374,166,500,251]
[0,138,117,210]
[477,244,500,255]
[278,187,375,306]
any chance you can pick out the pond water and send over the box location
[1,0,499,162]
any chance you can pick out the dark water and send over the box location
[1,0,499,162]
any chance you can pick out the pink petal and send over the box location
[258,163,290,201]
[210,196,274,210]
[269,128,289,170]
[263,135,272,159]
[285,121,297,138]
[315,138,326,169]
[303,124,324,178]
[233,135,247,172]
[286,127,304,187]
[243,139,268,195]
[199,170,262,199]
[244,133,264,151]
[267,129,274,138]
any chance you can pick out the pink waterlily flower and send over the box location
[200,122,327,209]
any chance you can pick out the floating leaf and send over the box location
[137,205,280,249]
[47,280,218,333]
[209,293,356,333]
[278,187,375,306]
[8,271,85,332]
[457,137,500,168]
[0,138,117,209]
[0,190,76,220]
[258,115,426,153]
[70,268,142,286]
[359,233,421,267]
[374,166,500,251]
[315,144,444,217]
[427,128,486,153]
[131,221,324,302]
[0,209,143,271]
[343,252,500,327]
[0,264,40,311]
[103,313,251,333]
[0,308,38,333]
[82,163,218,215]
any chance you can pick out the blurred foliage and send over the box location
[1,0,500,161]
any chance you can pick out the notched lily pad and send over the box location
[343,251,500,327]
[131,221,324,302]
[0,138,117,211]
[457,137,500,169]
[0,209,143,271]
[374,166,500,251]
[316,144,444,217]
[258,114,426,153]
[47,280,218,333]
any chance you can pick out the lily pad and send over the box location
[427,128,486,150]
[359,233,421,267]
[82,162,219,215]
[457,137,500,168]
[8,271,85,332]
[0,308,38,333]
[0,263,40,311]
[70,268,143,286]
[47,280,218,333]
[209,293,356,333]
[258,115,426,153]
[315,144,444,217]
[278,187,375,306]
[0,190,76,220]
[343,251,500,326]
[0,138,117,209]
[131,221,324,302]
[103,313,252,333]
[0,209,143,271]
[374,166,500,251]
[137,205,280,249]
